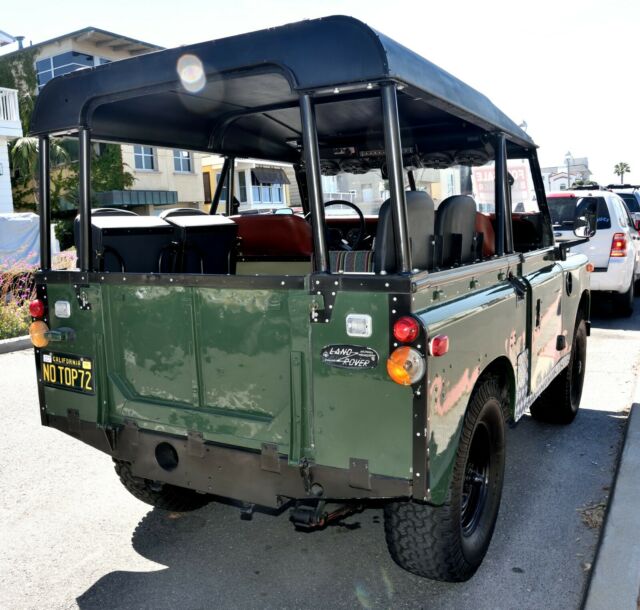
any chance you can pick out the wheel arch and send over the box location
[473,356,516,422]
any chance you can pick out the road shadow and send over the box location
[76,408,624,610]
[590,292,640,331]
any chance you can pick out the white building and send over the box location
[0,87,22,213]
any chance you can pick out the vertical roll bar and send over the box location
[494,132,507,257]
[381,84,411,273]
[210,156,230,215]
[38,135,51,271]
[226,157,235,216]
[299,93,328,273]
[78,128,92,272]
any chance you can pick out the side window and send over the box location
[503,158,544,252]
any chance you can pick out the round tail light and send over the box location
[29,299,45,319]
[393,316,420,343]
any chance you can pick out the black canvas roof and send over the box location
[30,16,535,160]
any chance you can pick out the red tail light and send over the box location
[428,335,450,357]
[29,299,45,319]
[610,233,627,257]
[393,316,420,343]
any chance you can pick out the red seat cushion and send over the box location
[475,212,495,257]
[232,214,313,257]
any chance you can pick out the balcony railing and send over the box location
[0,87,23,138]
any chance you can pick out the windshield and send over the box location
[547,196,610,230]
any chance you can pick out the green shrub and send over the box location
[0,266,36,340]
[0,302,30,339]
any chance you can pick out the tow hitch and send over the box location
[289,501,363,530]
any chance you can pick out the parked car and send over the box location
[607,184,640,224]
[547,188,640,315]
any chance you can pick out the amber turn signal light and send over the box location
[29,321,50,348]
[586,263,594,273]
[387,346,426,386]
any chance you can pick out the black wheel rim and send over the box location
[461,422,491,537]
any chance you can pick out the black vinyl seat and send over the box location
[74,213,175,272]
[435,195,477,267]
[161,213,237,274]
[374,191,435,273]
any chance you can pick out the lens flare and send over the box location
[176,54,205,93]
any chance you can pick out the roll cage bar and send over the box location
[34,16,545,275]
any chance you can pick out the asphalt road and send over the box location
[1,296,639,610]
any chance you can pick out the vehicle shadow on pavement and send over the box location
[75,409,624,610]
[590,294,640,331]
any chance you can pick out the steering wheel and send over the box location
[324,200,366,251]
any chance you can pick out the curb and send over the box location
[583,398,640,609]
[0,336,31,355]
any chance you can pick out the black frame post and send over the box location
[226,156,235,216]
[210,157,230,215]
[381,83,411,273]
[299,93,328,273]
[494,132,509,256]
[78,128,92,272]
[38,135,51,271]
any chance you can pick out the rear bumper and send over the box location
[590,258,633,292]
[46,413,412,508]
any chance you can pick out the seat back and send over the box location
[233,214,313,258]
[162,213,238,274]
[435,195,477,266]
[373,191,435,273]
[475,212,495,258]
[74,214,176,272]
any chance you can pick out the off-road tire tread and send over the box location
[530,317,586,424]
[114,460,210,511]
[383,377,506,582]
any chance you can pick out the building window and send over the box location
[173,150,192,173]
[238,170,247,202]
[36,51,96,89]
[134,145,155,170]
[251,174,285,204]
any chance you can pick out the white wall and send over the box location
[0,138,13,213]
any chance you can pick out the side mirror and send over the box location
[634,219,640,232]
[573,199,597,238]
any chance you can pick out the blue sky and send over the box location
[4,0,640,183]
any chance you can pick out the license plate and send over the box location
[41,352,95,395]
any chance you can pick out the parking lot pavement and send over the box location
[1,299,639,610]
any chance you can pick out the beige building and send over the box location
[201,156,300,212]
[1,27,208,213]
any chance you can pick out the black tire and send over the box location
[615,278,634,317]
[114,460,211,511]
[530,318,587,424]
[383,378,506,582]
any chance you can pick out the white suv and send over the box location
[547,188,640,316]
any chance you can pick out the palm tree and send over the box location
[9,136,69,208]
[614,162,631,184]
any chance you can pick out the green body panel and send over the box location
[39,247,589,504]
[414,263,525,505]
[310,292,412,479]
[41,280,410,479]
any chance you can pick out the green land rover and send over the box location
[28,16,594,581]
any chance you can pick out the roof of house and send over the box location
[0,26,162,59]
[29,16,535,161]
